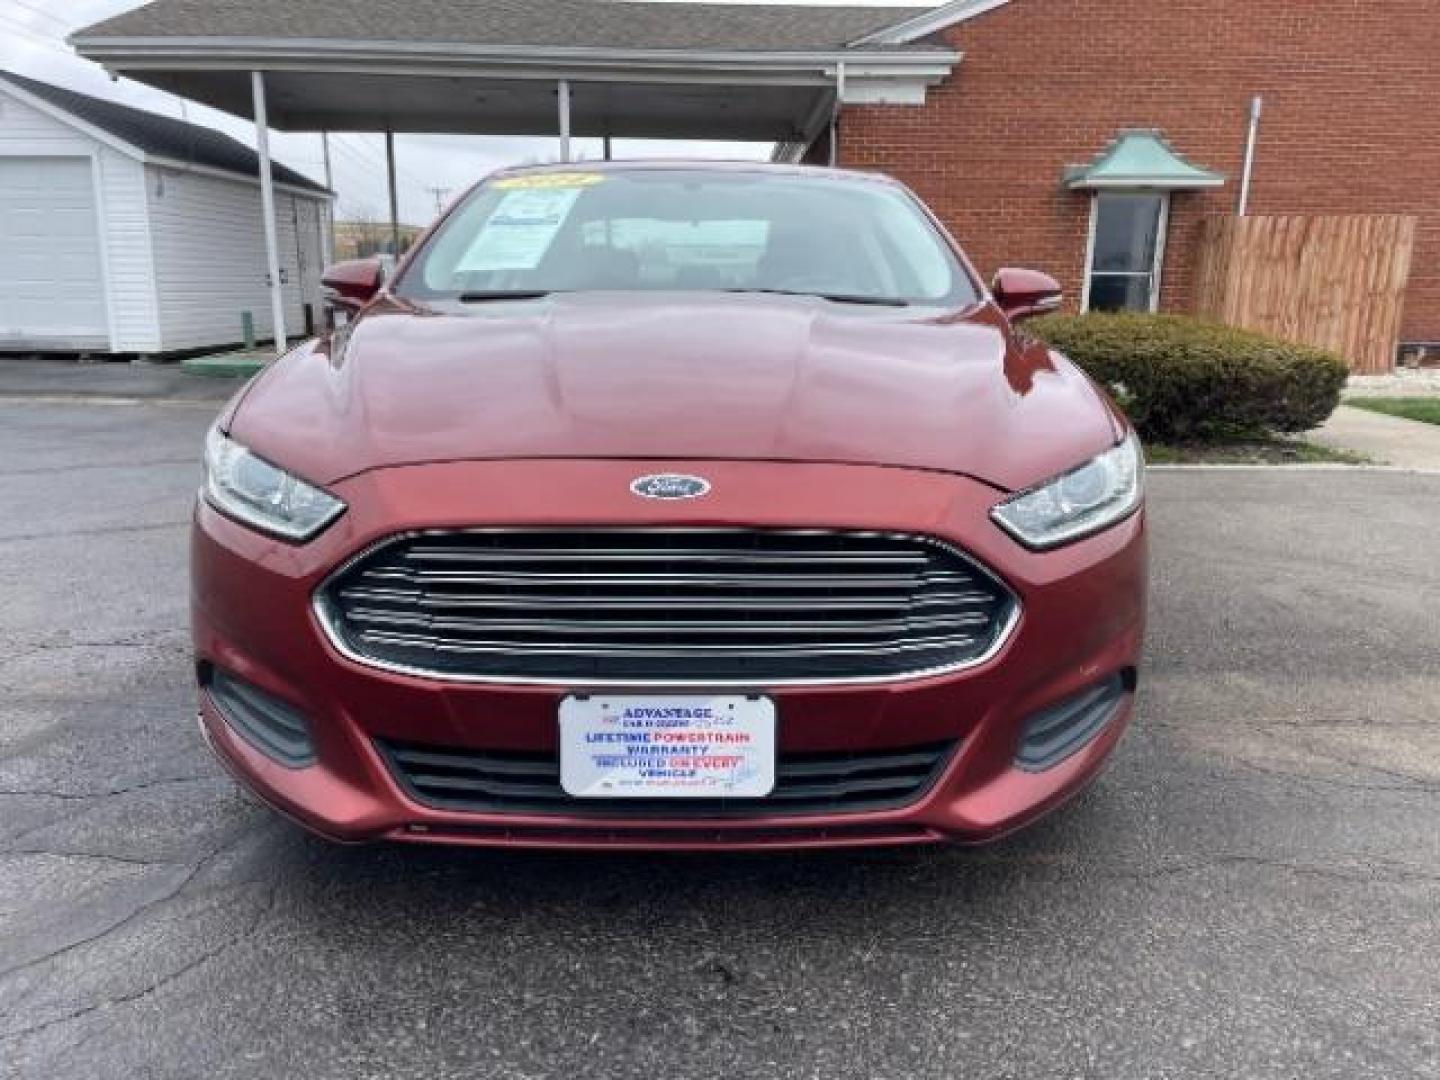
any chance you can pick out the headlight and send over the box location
[991,434,1143,550]
[203,426,345,541]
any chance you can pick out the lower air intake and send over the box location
[1015,673,1129,772]
[378,739,957,818]
[205,667,315,768]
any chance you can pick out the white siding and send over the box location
[96,149,161,351]
[0,88,160,352]
[146,166,329,351]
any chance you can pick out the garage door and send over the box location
[0,157,108,347]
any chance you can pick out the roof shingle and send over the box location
[74,0,937,53]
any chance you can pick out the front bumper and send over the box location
[191,458,1146,851]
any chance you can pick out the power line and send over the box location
[338,132,428,188]
[0,19,413,219]
[329,133,439,222]
[327,137,388,183]
[0,26,342,196]
[0,14,75,57]
[3,0,72,33]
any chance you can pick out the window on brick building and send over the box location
[1083,192,1169,313]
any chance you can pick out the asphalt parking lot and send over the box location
[2,393,1438,1079]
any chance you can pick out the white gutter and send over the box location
[69,35,961,74]
[1073,174,1227,191]
[1238,95,1263,216]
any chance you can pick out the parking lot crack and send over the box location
[0,873,279,1048]
[0,823,260,983]
[0,847,186,869]
[0,519,190,546]
[0,456,197,478]
[0,776,215,802]
[0,632,185,670]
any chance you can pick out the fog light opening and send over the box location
[1015,672,1130,772]
[202,666,317,769]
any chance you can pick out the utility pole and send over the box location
[320,131,335,265]
[385,129,401,257]
[426,186,452,216]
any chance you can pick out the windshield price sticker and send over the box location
[559,696,776,799]
[457,187,583,272]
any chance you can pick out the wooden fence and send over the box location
[1192,214,1415,374]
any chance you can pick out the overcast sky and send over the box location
[0,0,937,225]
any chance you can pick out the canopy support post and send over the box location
[558,79,572,163]
[250,71,287,358]
[829,62,846,167]
[385,129,401,258]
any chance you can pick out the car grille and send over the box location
[318,530,1016,684]
[377,739,956,818]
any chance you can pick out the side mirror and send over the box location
[321,257,384,313]
[992,268,1063,323]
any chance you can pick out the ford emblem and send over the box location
[630,473,712,500]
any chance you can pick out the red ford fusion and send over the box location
[192,162,1146,851]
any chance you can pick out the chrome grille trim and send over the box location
[355,568,978,589]
[314,529,1021,687]
[355,631,984,657]
[339,610,992,635]
[336,588,997,612]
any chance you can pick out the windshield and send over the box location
[394,168,979,307]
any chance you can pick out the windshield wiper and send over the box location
[456,290,552,302]
[724,288,909,307]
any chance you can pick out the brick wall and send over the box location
[839,0,1440,342]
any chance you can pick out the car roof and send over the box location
[487,159,900,187]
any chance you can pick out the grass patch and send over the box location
[1144,438,1368,465]
[1346,397,1440,427]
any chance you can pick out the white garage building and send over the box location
[0,70,332,355]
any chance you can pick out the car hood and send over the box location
[231,292,1120,493]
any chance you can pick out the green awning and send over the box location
[1064,130,1225,191]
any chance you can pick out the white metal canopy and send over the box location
[70,2,964,354]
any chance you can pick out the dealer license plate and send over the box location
[559,695,776,799]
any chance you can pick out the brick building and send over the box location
[830,0,1440,347]
[72,0,1440,354]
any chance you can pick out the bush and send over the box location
[1028,313,1350,442]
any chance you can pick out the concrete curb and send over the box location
[180,355,265,378]
[1147,463,1440,475]
[0,394,225,408]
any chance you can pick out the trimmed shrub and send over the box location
[1028,313,1350,442]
